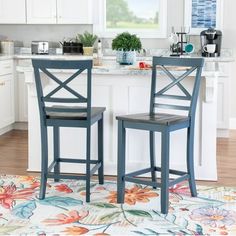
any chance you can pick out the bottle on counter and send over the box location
[0,40,14,55]
[97,39,102,57]
[97,39,103,66]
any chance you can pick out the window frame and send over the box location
[93,0,167,38]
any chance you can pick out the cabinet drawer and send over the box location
[0,60,13,76]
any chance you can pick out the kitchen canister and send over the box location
[0,40,14,55]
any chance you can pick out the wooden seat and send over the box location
[32,59,105,203]
[116,57,204,214]
[46,106,106,120]
[116,113,189,126]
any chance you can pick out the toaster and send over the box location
[31,41,49,54]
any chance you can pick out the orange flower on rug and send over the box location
[44,210,89,225]
[0,183,35,209]
[107,185,158,205]
[63,226,89,235]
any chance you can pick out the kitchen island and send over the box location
[15,54,234,180]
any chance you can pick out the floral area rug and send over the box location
[0,175,236,235]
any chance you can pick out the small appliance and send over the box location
[60,41,83,54]
[200,28,222,57]
[0,40,14,55]
[31,41,49,54]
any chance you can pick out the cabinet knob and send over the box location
[0,82,5,86]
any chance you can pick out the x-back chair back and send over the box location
[32,59,93,124]
[150,57,204,118]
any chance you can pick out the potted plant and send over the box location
[112,32,142,65]
[76,31,98,56]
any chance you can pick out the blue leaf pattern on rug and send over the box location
[38,196,83,208]
[11,201,36,219]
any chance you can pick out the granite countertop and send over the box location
[1,50,234,76]
[0,48,234,62]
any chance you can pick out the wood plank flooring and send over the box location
[0,130,235,186]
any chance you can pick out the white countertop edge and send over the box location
[0,53,234,63]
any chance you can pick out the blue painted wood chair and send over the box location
[32,59,105,202]
[117,56,204,214]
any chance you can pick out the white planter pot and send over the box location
[116,50,136,65]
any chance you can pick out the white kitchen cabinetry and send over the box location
[216,62,231,137]
[57,0,92,24]
[0,60,15,130]
[26,0,57,24]
[26,0,92,24]
[15,59,29,122]
[0,0,26,24]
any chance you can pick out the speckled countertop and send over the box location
[1,51,234,76]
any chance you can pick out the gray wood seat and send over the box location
[46,106,106,120]
[116,113,189,126]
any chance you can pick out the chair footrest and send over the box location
[47,160,102,179]
[48,159,99,172]
[124,167,190,188]
[59,158,99,164]
[47,173,87,181]
[154,167,187,176]
[124,176,161,188]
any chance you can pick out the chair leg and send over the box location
[98,115,104,185]
[39,126,48,200]
[149,131,157,188]
[117,120,126,204]
[187,127,197,197]
[53,126,60,182]
[161,130,170,214]
[86,127,91,202]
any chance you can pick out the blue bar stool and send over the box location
[32,59,105,202]
[117,57,204,214]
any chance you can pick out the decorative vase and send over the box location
[83,47,93,56]
[116,50,136,65]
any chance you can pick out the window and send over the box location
[93,0,167,38]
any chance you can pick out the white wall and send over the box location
[0,24,92,47]
[222,0,236,122]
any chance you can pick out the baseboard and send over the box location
[0,122,28,136]
[13,122,28,130]
[0,124,14,136]
[230,118,236,130]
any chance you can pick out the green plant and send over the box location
[76,31,98,47]
[112,32,142,51]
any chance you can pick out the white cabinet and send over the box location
[26,0,57,24]
[216,62,231,137]
[0,60,15,130]
[57,0,92,24]
[26,0,92,24]
[15,59,29,122]
[0,0,26,24]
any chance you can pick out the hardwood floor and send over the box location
[0,129,235,186]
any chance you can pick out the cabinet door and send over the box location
[0,0,26,23]
[57,0,92,24]
[26,0,57,24]
[0,75,15,129]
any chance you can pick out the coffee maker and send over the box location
[200,28,222,57]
